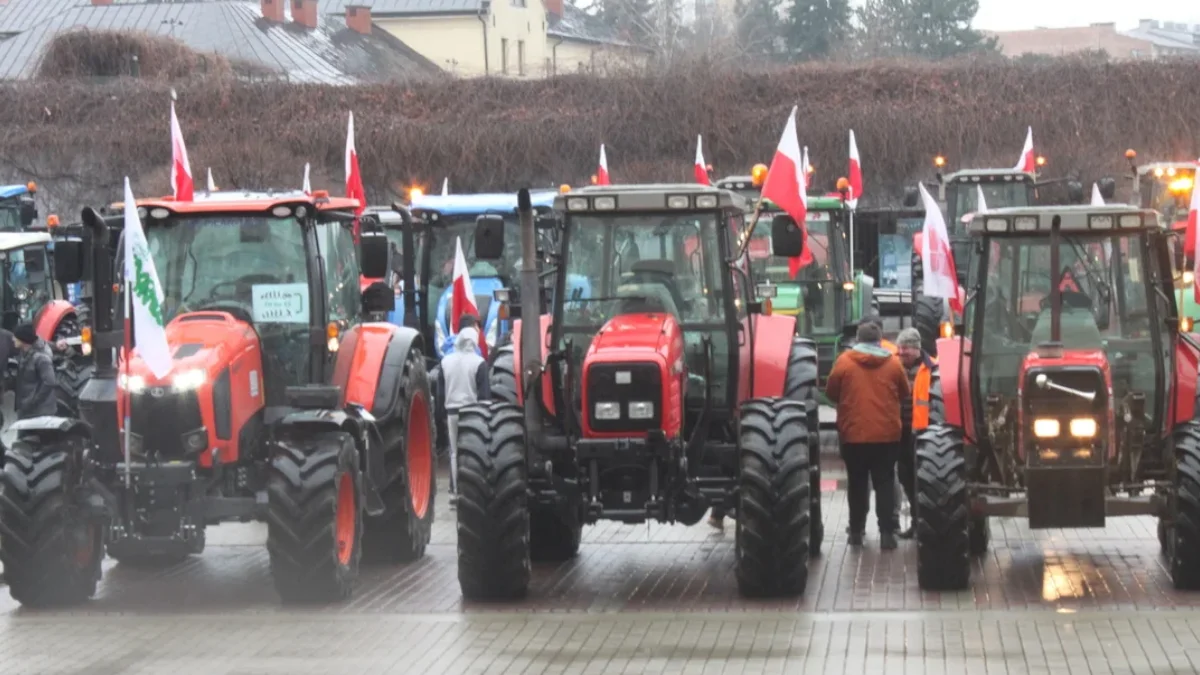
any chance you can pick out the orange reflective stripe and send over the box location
[912,364,933,430]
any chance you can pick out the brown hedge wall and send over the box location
[2,46,1200,219]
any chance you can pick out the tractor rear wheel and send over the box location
[55,359,93,418]
[783,337,823,554]
[266,431,362,603]
[364,349,436,563]
[915,425,970,590]
[0,437,102,607]
[530,502,582,561]
[913,295,943,358]
[1170,421,1200,589]
[735,398,811,598]
[968,515,990,556]
[456,401,531,600]
[489,344,518,403]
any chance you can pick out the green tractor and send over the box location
[1123,151,1197,321]
[715,171,876,387]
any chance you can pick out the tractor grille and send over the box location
[130,389,205,459]
[586,363,662,433]
[1023,367,1106,465]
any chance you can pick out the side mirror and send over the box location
[358,223,389,279]
[19,199,36,228]
[1098,177,1117,200]
[902,187,920,208]
[770,214,805,258]
[474,214,505,260]
[1066,180,1084,204]
[52,230,85,285]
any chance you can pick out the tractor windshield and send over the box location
[952,181,1032,223]
[419,217,522,288]
[0,199,22,233]
[971,230,1159,422]
[747,210,845,335]
[1,246,53,330]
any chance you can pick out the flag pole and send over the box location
[123,279,132,489]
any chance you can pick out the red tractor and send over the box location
[914,203,1200,590]
[455,185,823,600]
[0,191,435,607]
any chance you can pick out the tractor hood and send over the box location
[122,311,259,387]
[587,312,678,359]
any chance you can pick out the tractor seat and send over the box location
[615,283,680,319]
[625,259,686,312]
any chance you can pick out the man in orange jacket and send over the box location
[894,328,936,539]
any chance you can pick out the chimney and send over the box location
[262,0,285,22]
[292,0,318,29]
[346,5,372,34]
[544,0,563,18]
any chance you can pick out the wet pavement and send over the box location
[0,448,1197,673]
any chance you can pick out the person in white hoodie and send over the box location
[437,325,491,503]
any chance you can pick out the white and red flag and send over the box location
[694,135,709,185]
[345,112,366,220]
[1014,126,1036,173]
[847,130,863,208]
[760,106,812,276]
[918,183,962,314]
[170,102,194,202]
[450,236,487,359]
[596,144,611,185]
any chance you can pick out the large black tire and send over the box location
[927,367,945,426]
[913,295,944,358]
[55,359,93,419]
[530,502,582,561]
[1170,421,1200,589]
[735,398,811,597]
[782,337,823,555]
[364,348,436,564]
[0,437,103,607]
[456,401,531,599]
[968,514,990,557]
[489,343,518,403]
[266,430,362,603]
[914,425,970,590]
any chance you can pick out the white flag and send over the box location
[1091,183,1105,206]
[206,168,216,193]
[303,163,312,195]
[442,177,449,196]
[976,185,988,213]
[123,178,172,379]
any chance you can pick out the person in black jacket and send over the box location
[12,324,56,420]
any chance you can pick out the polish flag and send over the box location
[451,236,487,359]
[345,112,367,225]
[596,145,611,185]
[847,130,863,209]
[1189,178,1200,303]
[918,183,962,313]
[760,107,812,276]
[694,135,710,185]
[1091,183,1105,206]
[170,102,194,202]
[1014,126,1036,173]
[303,163,312,195]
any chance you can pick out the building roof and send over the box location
[1123,20,1200,53]
[546,2,647,50]
[0,0,444,83]
[319,0,484,16]
[989,23,1154,59]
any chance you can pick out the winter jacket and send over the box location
[825,342,910,444]
[15,339,56,419]
[438,327,490,412]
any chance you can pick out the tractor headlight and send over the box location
[119,374,146,393]
[1069,417,1097,439]
[628,401,654,420]
[594,401,620,420]
[14,288,29,301]
[172,369,206,392]
[1033,418,1060,438]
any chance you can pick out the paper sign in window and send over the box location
[252,283,309,324]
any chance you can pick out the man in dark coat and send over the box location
[12,323,57,420]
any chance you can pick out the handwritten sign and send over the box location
[252,283,309,324]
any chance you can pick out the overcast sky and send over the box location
[849,0,1200,32]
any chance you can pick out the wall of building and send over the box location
[486,0,550,77]
[990,24,1155,60]
[549,38,649,75]
[378,16,486,75]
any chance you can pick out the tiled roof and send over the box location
[1122,26,1200,52]
[547,3,648,50]
[319,0,485,16]
[0,0,445,83]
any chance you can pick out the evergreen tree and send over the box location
[735,0,787,56]
[785,0,852,60]
[856,0,996,60]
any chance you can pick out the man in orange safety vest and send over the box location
[895,328,936,539]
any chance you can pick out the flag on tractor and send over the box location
[694,135,710,185]
[847,130,863,209]
[206,168,217,193]
[170,102,194,202]
[345,112,367,233]
[976,185,988,213]
[918,183,962,314]
[760,106,812,276]
[442,177,449,195]
[596,145,611,185]
[123,178,172,380]
[1014,127,1035,173]
[451,236,487,359]
[1092,183,1105,206]
[303,163,312,195]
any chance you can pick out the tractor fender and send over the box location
[509,314,555,416]
[33,300,76,342]
[750,313,798,399]
[1173,337,1200,426]
[332,322,423,422]
[933,336,975,437]
[8,415,92,444]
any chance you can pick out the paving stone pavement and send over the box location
[1,448,1198,672]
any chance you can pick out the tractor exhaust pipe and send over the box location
[517,188,544,443]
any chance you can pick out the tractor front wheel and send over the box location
[735,398,811,597]
[266,431,362,603]
[913,295,943,358]
[455,401,531,600]
[55,359,94,419]
[1170,422,1200,589]
[783,337,823,555]
[0,437,102,607]
[489,343,518,403]
[914,425,970,590]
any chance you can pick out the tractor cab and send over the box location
[0,231,60,332]
[360,206,407,291]
[1124,156,1198,317]
[0,183,40,232]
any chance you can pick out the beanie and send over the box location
[13,324,36,346]
[897,328,922,349]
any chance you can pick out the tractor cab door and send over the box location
[0,244,53,330]
[316,220,363,379]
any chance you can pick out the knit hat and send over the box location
[12,324,36,346]
[897,328,922,349]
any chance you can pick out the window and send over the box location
[518,40,525,75]
[501,38,508,74]
[316,222,361,325]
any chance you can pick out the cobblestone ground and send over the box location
[1,443,1197,673]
